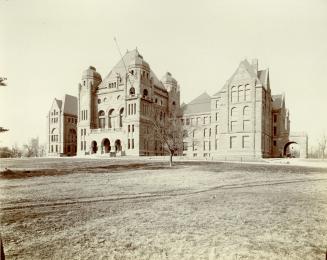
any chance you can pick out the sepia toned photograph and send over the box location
[0,0,327,259]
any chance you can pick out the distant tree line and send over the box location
[0,138,46,158]
[308,133,327,159]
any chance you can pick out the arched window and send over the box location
[143,89,148,97]
[238,85,244,101]
[98,110,105,129]
[108,109,114,128]
[119,108,124,127]
[129,87,135,96]
[231,86,237,103]
[245,84,251,101]
[243,106,250,117]
[231,107,237,117]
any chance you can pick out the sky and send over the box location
[0,0,327,148]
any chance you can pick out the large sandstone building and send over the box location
[47,94,78,156]
[48,49,308,158]
[77,49,181,156]
[181,59,307,159]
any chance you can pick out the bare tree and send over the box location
[23,137,40,157]
[146,108,183,167]
[318,133,327,159]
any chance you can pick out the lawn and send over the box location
[0,158,326,259]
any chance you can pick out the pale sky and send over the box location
[1,0,327,148]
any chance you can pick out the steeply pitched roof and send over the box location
[272,94,283,110]
[54,99,62,109]
[258,69,269,88]
[62,94,77,115]
[182,92,211,114]
[99,49,166,91]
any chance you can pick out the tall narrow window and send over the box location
[98,110,105,129]
[243,106,250,117]
[245,85,251,101]
[108,109,114,128]
[119,108,124,127]
[238,85,244,101]
[231,86,237,103]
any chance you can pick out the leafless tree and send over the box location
[146,108,183,167]
[23,137,40,157]
[318,133,327,159]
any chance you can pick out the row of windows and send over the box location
[184,125,220,138]
[128,103,137,115]
[128,124,135,133]
[50,145,59,153]
[231,106,250,117]
[230,120,251,132]
[184,139,219,151]
[98,109,124,128]
[231,85,251,103]
[51,110,59,116]
[81,110,88,120]
[108,82,117,88]
[130,69,150,80]
[230,135,250,149]
[51,118,59,123]
[51,135,59,142]
[184,116,211,126]
[81,128,87,136]
[127,139,135,149]
[67,117,77,124]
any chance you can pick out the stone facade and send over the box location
[53,50,307,159]
[77,49,181,156]
[181,59,307,159]
[47,95,78,156]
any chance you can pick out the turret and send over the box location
[162,72,180,115]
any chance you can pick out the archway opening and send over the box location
[91,141,98,154]
[102,138,110,153]
[284,141,300,158]
[115,139,122,152]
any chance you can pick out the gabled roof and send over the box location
[182,92,211,115]
[54,99,62,109]
[272,94,284,110]
[99,49,166,91]
[62,94,77,115]
[258,69,269,88]
[213,59,269,96]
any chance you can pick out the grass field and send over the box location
[0,158,327,259]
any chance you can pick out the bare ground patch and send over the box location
[1,158,327,259]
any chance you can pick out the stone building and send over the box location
[181,59,307,159]
[47,94,78,156]
[77,49,181,156]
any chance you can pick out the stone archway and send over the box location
[91,141,98,154]
[115,139,122,152]
[102,138,110,153]
[284,141,300,158]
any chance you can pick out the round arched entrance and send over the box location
[91,141,98,154]
[102,138,111,153]
[114,139,122,152]
[284,141,300,158]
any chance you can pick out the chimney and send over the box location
[252,59,258,73]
